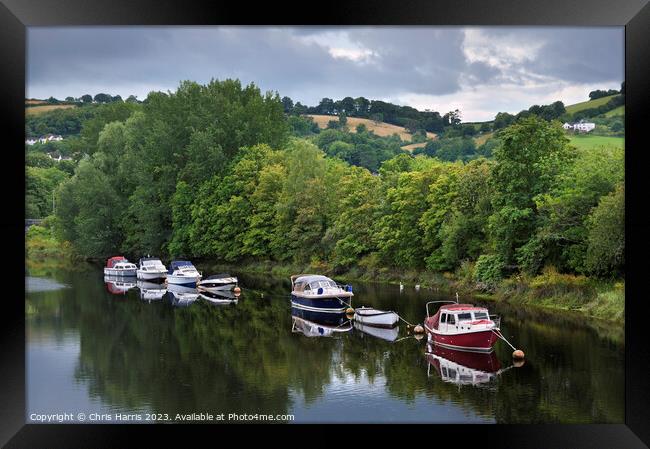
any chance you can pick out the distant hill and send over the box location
[307,114,437,142]
[26,104,78,116]
[565,94,620,115]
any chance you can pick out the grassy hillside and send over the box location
[604,105,625,117]
[26,104,78,116]
[568,134,624,150]
[565,95,620,115]
[400,142,427,152]
[307,114,437,141]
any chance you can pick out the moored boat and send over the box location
[423,301,501,353]
[104,256,137,277]
[197,273,238,292]
[137,257,167,280]
[353,306,399,328]
[290,274,352,314]
[165,260,202,286]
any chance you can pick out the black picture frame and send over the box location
[2,0,649,447]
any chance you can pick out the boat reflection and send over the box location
[137,280,167,302]
[354,321,399,342]
[165,283,199,307]
[199,289,239,305]
[425,343,500,387]
[291,307,352,337]
[104,275,137,295]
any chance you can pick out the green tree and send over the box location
[584,183,624,276]
[489,116,574,266]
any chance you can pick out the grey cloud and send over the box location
[27,26,623,118]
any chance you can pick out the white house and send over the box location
[574,122,596,132]
[38,134,64,144]
[25,138,37,145]
[563,121,596,133]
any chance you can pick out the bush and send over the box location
[473,254,504,290]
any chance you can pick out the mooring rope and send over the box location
[491,329,517,352]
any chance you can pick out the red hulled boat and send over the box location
[423,301,501,353]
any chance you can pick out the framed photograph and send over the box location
[3,0,649,446]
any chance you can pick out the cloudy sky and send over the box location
[27,26,623,122]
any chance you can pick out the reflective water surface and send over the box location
[26,265,624,423]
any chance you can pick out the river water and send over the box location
[25,264,624,424]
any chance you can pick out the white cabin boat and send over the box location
[197,273,238,292]
[104,256,137,277]
[166,260,202,286]
[137,257,167,280]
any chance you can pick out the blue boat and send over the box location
[290,274,353,314]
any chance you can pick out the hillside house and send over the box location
[563,121,595,133]
[25,137,37,145]
[38,134,64,144]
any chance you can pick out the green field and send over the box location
[604,105,624,117]
[565,95,620,115]
[568,134,624,150]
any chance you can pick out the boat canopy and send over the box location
[292,274,338,292]
[169,260,195,270]
[139,257,162,265]
[440,304,486,312]
[106,256,127,268]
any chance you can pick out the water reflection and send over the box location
[26,267,625,424]
[354,321,399,342]
[165,284,199,307]
[137,280,166,302]
[199,289,239,305]
[104,275,137,295]
[425,343,500,387]
[291,307,353,337]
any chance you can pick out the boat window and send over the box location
[447,314,456,324]
[304,284,311,291]
[440,313,447,324]
[458,313,472,321]
[474,312,488,320]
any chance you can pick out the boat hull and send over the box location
[197,283,236,292]
[104,268,137,277]
[137,270,167,280]
[290,294,348,313]
[166,275,201,286]
[425,324,499,352]
[354,309,399,328]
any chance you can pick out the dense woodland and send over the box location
[26,79,624,286]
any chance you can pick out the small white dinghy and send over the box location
[353,306,399,328]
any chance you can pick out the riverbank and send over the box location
[202,259,624,323]
[24,222,624,323]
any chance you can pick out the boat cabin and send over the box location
[428,304,495,332]
[292,275,339,293]
[106,256,127,268]
[138,257,166,269]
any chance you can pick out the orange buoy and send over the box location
[512,349,525,359]
[414,333,424,341]
[413,324,425,334]
[233,286,241,294]
[345,307,355,315]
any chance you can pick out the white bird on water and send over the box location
[415,284,420,291]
